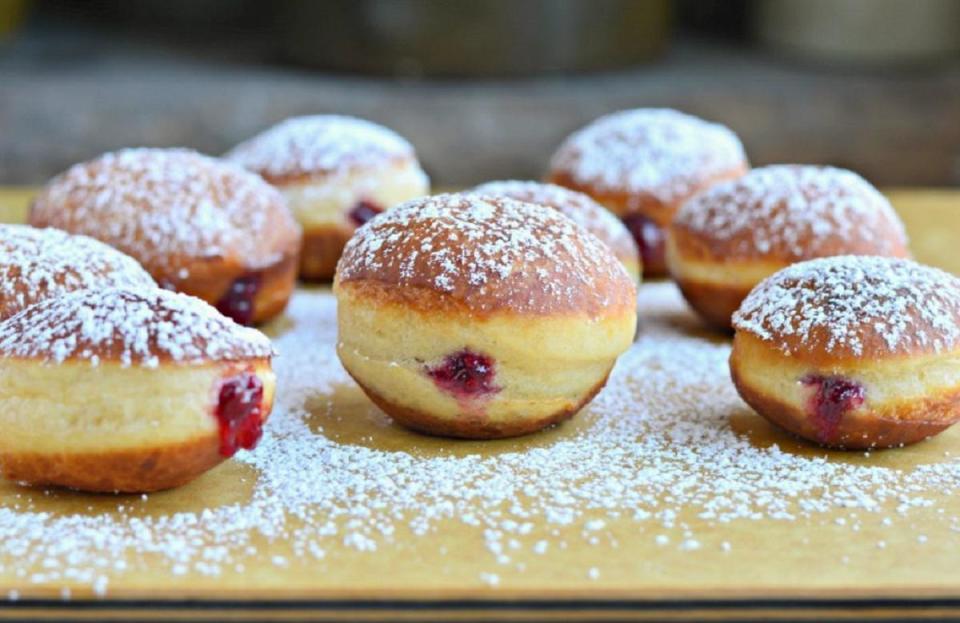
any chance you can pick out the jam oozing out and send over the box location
[801,374,865,443]
[426,349,500,400]
[348,200,384,228]
[216,372,265,458]
[215,272,262,326]
[621,213,665,271]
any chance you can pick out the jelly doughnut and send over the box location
[334,193,637,439]
[0,288,275,492]
[29,148,302,326]
[226,115,430,280]
[548,108,747,277]
[731,256,960,449]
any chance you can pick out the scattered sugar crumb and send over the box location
[1,283,958,598]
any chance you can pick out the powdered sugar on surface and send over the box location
[549,109,746,203]
[225,115,416,179]
[30,148,289,274]
[470,180,638,260]
[0,225,154,319]
[0,288,273,367]
[338,193,633,315]
[674,165,908,259]
[734,256,960,357]
[2,282,960,596]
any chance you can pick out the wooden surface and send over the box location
[0,187,960,622]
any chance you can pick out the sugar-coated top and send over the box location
[0,287,274,367]
[226,115,418,182]
[336,193,636,316]
[470,180,639,264]
[549,108,747,204]
[0,225,155,320]
[673,165,909,261]
[733,256,960,361]
[29,148,301,282]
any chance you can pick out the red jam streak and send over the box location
[216,372,265,458]
[215,272,261,326]
[801,374,865,443]
[426,349,500,400]
[621,213,665,271]
[348,200,384,228]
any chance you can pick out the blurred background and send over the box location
[0,0,959,187]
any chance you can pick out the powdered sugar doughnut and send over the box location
[471,180,641,283]
[0,224,155,320]
[668,165,910,329]
[226,115,430,280]
[0,287,275,492]
[334,193,637,439]
[548,108,748,277]
[29,148,302,326]
[731,256,960,449]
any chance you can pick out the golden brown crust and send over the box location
[299,225,353,281]
[670,166,909,264]
[336,194,637,318]
[469,181,641,276]
[28,148,303,309]
[0,225,156,321]
[250,251,299,324]
[729,358,958,450]
[733,257,960,365]
[0,287,274,366]
[549,166,747,225]
[352,372,609,440]
[162,247,300,325]
[0,434,223,493]
[335,278,637,322]
[673,277,749,331]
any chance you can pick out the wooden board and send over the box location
[0,187,959,622]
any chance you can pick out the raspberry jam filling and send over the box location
[348,200,384,228]
[801,374,865,443]
[621,213,665,270]
[216,272,262,326]
[216,371,265,458]
[426,349,500,400]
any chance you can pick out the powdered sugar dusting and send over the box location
[0,288,273,367]
[226,115,416,180]
[674,165,908,259]
[550,108,746,203]
[470,180,638,262]
[734,256,960,357]
[338,193,633,315]
[29,148,292,278]
[3,284,960,596]
[0,224,154,320]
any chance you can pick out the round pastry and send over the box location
[668,165,910,330]
[28,148,302,326]
[0,287,276,492]
[731,256,960,450]
[226,115,430,280]
[548,108,748,277]
[470,180,642,283]
[0,224,155,321]
[334,193,637,439]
